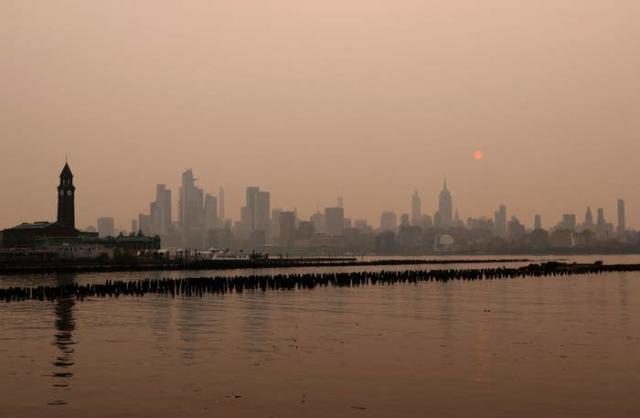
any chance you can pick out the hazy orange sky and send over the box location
[2,1,639,230]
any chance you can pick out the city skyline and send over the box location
[0,162,635,235]
[5,162,626,254]
[116,169,632,236]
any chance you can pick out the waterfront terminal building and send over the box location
[0,162,159,261]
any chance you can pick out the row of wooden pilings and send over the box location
[1,262,638,303]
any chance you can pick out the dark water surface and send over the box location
[1,256,639,417]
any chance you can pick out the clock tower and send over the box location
[57,162,75,229]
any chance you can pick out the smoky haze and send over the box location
[1,1,639,230]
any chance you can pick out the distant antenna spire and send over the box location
[443,176,448,190]
[65,154,68,163]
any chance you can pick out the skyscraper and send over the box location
[244,186,260,232]
[494,204,507,237]
[218,187,225,224]
[617,199,626,235]
[279,211,297,247]
[534,214,542,230]
[179,170,204,228]
[437,179,453,228]
[508,216,525,239]
[584,207,594,227]
[325,207,345,236]
[241,187,270,240]
[380,211,398,232]
[411,190,421,226]
[597,208,606,227]
[596,208,612,239]
[270,208,283,239]
[138,213,151,235]
[562,214,577,231]
[204,194,218,231]
[256,191,271,236]
[311,211,326,234]
[179,169,204,247]
[297,221,315,240]
[151,184,172,236]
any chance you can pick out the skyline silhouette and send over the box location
[1,162,634,256]
[0,162,634,234]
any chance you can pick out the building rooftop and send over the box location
[9,222,55,230]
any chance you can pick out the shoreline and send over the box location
[0,257,532,275]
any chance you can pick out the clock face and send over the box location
[67,190,73,196]
[59,190,64,196]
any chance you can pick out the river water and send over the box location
[1,255,639,417]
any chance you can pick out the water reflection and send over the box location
[241,292,272,355]
[148,296,173,355]
[437,283,454,355]
[49,273,76,406]
[177,297,203,364]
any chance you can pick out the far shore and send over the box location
[0,256,535,276]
